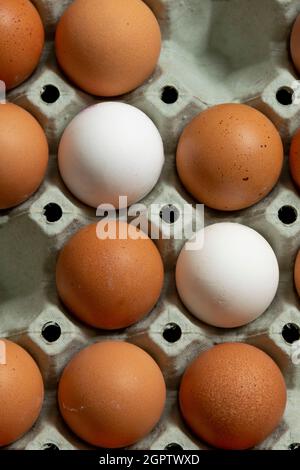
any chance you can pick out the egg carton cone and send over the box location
[1,0,300,451]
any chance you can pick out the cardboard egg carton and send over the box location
[1,0,300,450]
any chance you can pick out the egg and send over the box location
[294,250,300,298]
[179,343,287,450]
[58,102,164,209]
[0,103,49,210]
[176,103,284,211]
[55,0,161,96]
[58,341,166,448]
[176,223,279,328]
[0,339,44,447]
[0,0,44,90]
[291,15,300,74]
[289,128,300,189]
[56,221,164,329]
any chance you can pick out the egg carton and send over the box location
[1,0,300,451]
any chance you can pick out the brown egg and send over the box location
[291,15,300,74]
[290,128,300,189]
[56,221,164,329]
[55,0,161,96]
[0,103,48,210]
[176,103,284,211]
[294,251,300,298]
[0,0,44,90]
[0,339,44,447]
[58,341,166,448]
[179,343,287,450]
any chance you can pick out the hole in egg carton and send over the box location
[42,443,60,451]
[165,443,184,451]
[43,203,63,223]
[163,323,182,343]
[289,443,300,450]
[282,323,300,345]
[42,322,62,343]
[159,204,180,224]
[161,86,179,104]
[276,87,294,106]
[41,84,60,104]
[278,206,298,226]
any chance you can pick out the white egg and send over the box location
[58,102,164,209]
[176,222,279,328]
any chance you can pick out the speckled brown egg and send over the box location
[58,341,166,448]
[176,103,284,211]
[294,251,300,298]
[290,128,300,189]
[55,0,161,97]
[291,15,300,74]
[0,339,44,447]
[56,221,164,329]
[0,0,44,90]
[179,343,287,450]
[0,103,48,210]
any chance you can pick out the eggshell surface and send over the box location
[0,103,49,210]
[289,128,300,189]
[58,102,164,209]
[0,0,44,90]
[55,0,161,96]
[176,222,279,328]
[294,251,300,298]
[56,221,164,329]
[0,339,44,447]
[291,15,300,74]
[176,103,283,211]
[179,343,287,450]
[58,341,166,448]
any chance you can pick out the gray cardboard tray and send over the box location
[1,0,300,450]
